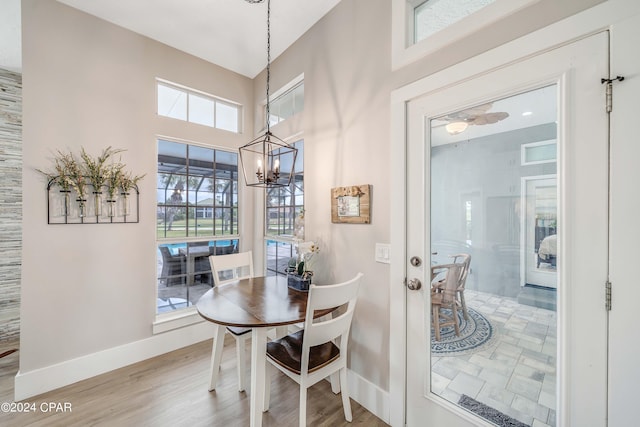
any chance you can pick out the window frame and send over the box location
[392,0,537,70]
[155,137,241,326]
[260,74,304,131]
[264,139,304,278]
[157,79,243,133]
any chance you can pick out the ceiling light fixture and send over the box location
[445,121,469,135]
[239,0,297,188]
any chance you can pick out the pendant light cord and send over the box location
[244,0,271,134]
[266,0,271,134]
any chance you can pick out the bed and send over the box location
[537,234,557,267]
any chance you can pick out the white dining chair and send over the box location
[208,251,254,392]
[264,272,363,427]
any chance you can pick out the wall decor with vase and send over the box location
[40,147,144,224]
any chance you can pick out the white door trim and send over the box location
[389,3,640,425]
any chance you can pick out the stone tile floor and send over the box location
[432,289,557,427]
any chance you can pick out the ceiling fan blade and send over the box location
[472,111,509,125]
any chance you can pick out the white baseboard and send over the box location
[14,324,390,425]
[348,369,391,424]
[14,322,215,401]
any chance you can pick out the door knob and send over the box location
[407,278,422,290]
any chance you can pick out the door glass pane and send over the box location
[430,85,558,426]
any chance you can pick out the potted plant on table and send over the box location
[286,241,320,291]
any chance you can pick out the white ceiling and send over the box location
[0,0,342,78]
[0,0,21,73]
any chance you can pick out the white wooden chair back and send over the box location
[301,273,363,372]
[264,273,363,426]
[209,251,254,286]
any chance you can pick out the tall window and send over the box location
[156,138,239,313]
[265,140,304,277]
[157,80,242,133]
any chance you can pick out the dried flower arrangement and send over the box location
[39,147,145,196]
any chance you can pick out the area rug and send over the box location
[431,307,495,356]
[459,395,530,427]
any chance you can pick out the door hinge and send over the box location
[601,75,625,113]
[605,280,612,311]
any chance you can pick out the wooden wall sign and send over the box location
[331,184,371,224]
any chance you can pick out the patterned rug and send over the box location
[459,394,530,427]
[431,307,495,356]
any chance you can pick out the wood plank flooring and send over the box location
[0,337,388,427]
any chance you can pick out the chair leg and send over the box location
[330,372,341,394]
[263,363,272,411]
[235,334,247,392]
[299,384,307,427]
[452,303,460,337]
[208,325,226,391]
[432,305,441,341]
[340,367,353,422]
[459,290,469,320]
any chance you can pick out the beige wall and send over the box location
[20,0,395,396]
[254,0,393,389]
[20,0,253,372]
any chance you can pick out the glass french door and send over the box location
[405,32,609,426]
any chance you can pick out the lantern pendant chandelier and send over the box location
[239,0,298,188]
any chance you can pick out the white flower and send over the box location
[296,241,315,255]
[295,241,320,274]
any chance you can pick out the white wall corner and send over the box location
[14,322,215,401]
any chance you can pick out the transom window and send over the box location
[157,80,242,133]
[413,0,496,44]
[156,138,239,314]
[265,79,304,127]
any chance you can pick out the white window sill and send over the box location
[153,307,205,334]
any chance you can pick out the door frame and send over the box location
[521,174,558,289]
[389,12,617,427]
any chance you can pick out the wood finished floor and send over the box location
[0,337,388,427]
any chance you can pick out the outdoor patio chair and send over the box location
[431,263,464,341]
[432,253,471,320]
[159,246,186,286]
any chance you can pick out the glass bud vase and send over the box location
[120,192,131,217]
[91,191,102,217]
[105,198,117,218]
[55,190,71,218]
[76,197,87,218]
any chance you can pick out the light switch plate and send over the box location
[375,243,390,264]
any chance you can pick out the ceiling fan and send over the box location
[435,102,509,135]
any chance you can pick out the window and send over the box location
[265,140,304,277]
[156,138,239,314]
[265,80,304,126]
[413,0,496,44]
[521,140,557,165]
[157,80,241,133]
[392,0,537,70]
